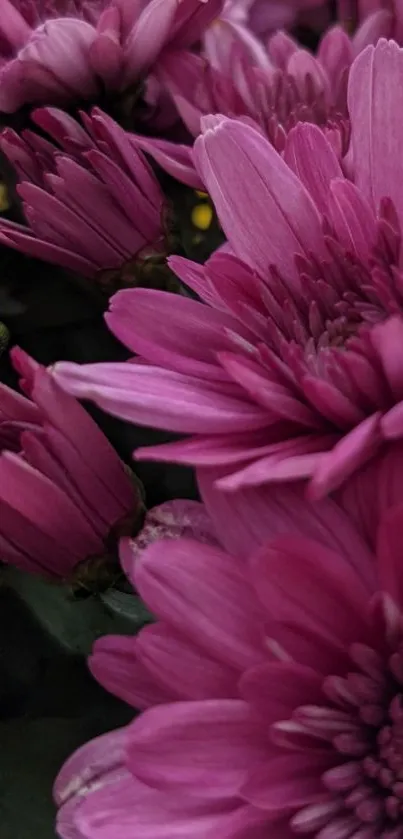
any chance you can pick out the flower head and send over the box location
[0,107,167,287]
[156,28,351,164]
[54,450,403,838]
[0,0,223,113]
[138,8,388,185]
[53,39,403,498]
[0,346,139,579]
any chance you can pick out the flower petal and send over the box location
[106,288,251,379]
[53,361,271,435]
[88,635,175,710]
[199,468,374,568]
[284,124,342,215]
[348,39,403,226]
[250,534,372,644]
[76,775,267,839]
[134,539,264,670]
[54,728,128,807]
[126,699,266,797]
[194,115,325,288]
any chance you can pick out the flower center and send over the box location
[287,642,403,837]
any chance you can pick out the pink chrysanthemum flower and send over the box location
[0,346,139,579]
[135,7,388,185]
[53,39,403,498]
[54,452,403,839]
[0,107,166,285]
[0,0,223,113]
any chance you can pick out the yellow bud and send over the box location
[191,203,213,231]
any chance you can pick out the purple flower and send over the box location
[0,0,224,112]
[54,450,403,839]
[0,346,139,579]
[0,107,165,283]
[53,39,403,498]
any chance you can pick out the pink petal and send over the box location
[198,467,375,568]
[309,413,382,499]
[89,634,176,709]
[0,452,101,558]
[76,776,267,839]
[170,0,225,49]
[284,123,342,215]
[216,449,326,491]
[0,229,96,276]
[336,443,403,551]
[317,24,353,91]
[135,430,293,468]
[242,751,330,812]
[240,660,322,723]
[377,503,403,612]
[219,351,319,427]
[327,179,378,261]
[126,699,266,796]
[54,727,128,806]
[106,288,251,379]
[130,135,202,189]
[194,115,325,288]
[302,375,366,428]
[32,368,133,511]
[352,10,393,56]
[268,30,299,69]
[135,622,239,699]
[348,39,403,226]
[371,317,403,402]
[0,381,40,424]
[382,403,403,439]
[0,0,32,50]
[52,361,271,434]
[90,6,122,86]
[287,48,330,101]
[21,430,107,537]
[0,497,80,577]
[123,0,177,78]
[168,255,222,308]
[250,534,372,645]
[134,539,264,670]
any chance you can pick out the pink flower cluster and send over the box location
[1,4,403,839]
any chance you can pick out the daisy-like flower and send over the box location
[54,451,403,839]
[53,39,403,498]
[0,346,139,579]
[0,0,223,113]
[0,107,167,288]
